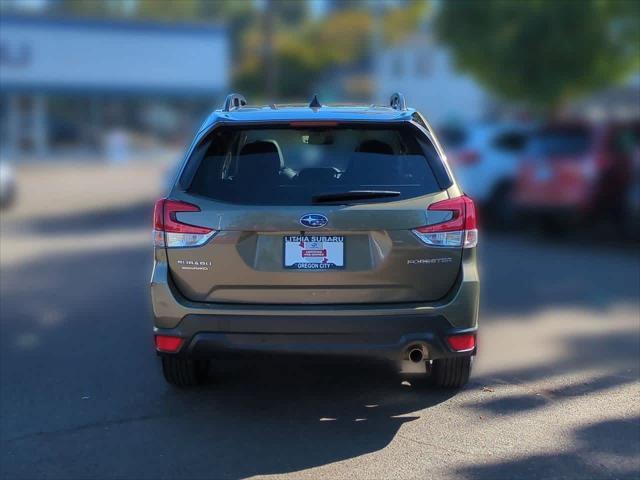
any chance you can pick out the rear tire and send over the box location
[431,356,472,388]
[161,357,208,387]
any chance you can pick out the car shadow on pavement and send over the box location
[0,244,457,479]
[2,214,639,479]
[142,359,458,479]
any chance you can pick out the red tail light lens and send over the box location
[153,199,216,248]
[412,195,478,248]
[447,334,476,352]
[155,335,184,353]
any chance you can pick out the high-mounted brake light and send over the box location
[289,121,339,127]
[153,199,216,248]
[412,195,478,248]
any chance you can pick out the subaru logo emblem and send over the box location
[299,213,328,228]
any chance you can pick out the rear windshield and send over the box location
[184,125,446,205]
[530,126,591,158]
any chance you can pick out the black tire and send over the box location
[431,356,472,388]
[161,357,208,387]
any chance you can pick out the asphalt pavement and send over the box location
[1,165,639,480]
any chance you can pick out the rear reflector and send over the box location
[447,334,476,352]
[412,195,478,248]
[153,199,217,248]
[155,335,184,353]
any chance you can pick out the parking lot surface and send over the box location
[1,165,638,480]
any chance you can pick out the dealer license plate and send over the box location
[283,235,344,270]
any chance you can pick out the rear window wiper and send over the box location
[312,190,401,203]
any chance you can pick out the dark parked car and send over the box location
[439,121,532,227]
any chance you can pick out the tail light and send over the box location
[153,199,216,248]
[447,333,476,352]
[412,195,478,248]
[456,150,480,165]
[155,335,183,353]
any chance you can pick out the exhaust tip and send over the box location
[400,343,429,373]
[408,345,425,363]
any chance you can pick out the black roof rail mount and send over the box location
[390,92,407,111]
[309,94,321,109]
[223,93,247,112]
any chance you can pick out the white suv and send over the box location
[439,122,531,226]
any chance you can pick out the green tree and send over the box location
[383,0,430,45]
[436,0,640,110]
[235,8,374,99]
[235,2,430,100]
[50,0,431,101]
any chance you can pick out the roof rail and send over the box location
[389,92,407,111]
[222,93,247,112]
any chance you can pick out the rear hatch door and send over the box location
[166,123,461,304]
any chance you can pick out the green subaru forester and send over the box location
[151,93,479,388]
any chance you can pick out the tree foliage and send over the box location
[236,8,373,99]
[49,0,430,100]
[436,0,640,109]
[383,0,430,45]
[235,15,368,98]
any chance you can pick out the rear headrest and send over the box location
[355,140,394,155]
[238,140,284,178]
[240,140,280,157]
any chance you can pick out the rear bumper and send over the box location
[150,250,480,362]
[155,313,477,362]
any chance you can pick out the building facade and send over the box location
[375,33,490,126]
[0,15,229,160]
